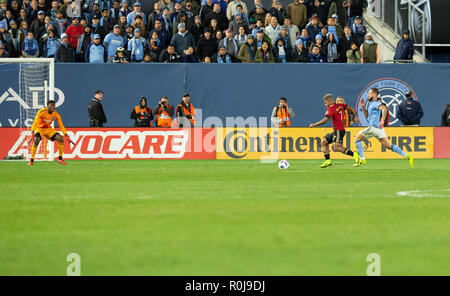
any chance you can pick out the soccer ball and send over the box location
[278,160,289,169]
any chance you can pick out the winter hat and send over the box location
[295,39,302,46]
[93,34,101,39]
[0,23,4,29]
[177,23,185,29]
[331,13,338,19]
[204,28,210,33]
[60,33,68,39]
[38,10,45,15]
[134,2,141,6]
[310,15,318,21]
[315,34,322,40]
[134,28,141,33]
[402,29,410,35]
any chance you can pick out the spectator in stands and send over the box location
[54,10,69,36]
[127,28,147,62]
[237,34,257,63]
[199,0,214,22]
[171,2,184,27]
[270,0,286,24]
[76,25,91,62]
[10,1,21,20]
[183,0,200,24]
[91,13,107,41]
[126,2,146,26]
[88,89,107,127]
[149,30,163,61]
[123,24,134,46]
[296,28,309,48]
[273,38,290,63]
[152,19,170,49]
[120,0,132,19]
[286,0,307,29]
[211,45,233,63]
[338,25,356,63]
[117,14,128,35]
[234,26,248,48]
[218,28,239,58]
[308,44,326,62]
[16,10,28,28]
[348,0,366,28]
[131,97,154,127]
[229,12,248,37]
[352,15,365,45]
[249,4,265,24]
[172,12,187,35]
[183,45,198,62]
[330,13,345,38]
[292,39,308,62]
[7,20,24,57]
[170,22,195,55]
[55,33,75,62]
[176,93,195,127]
[159,44,181,62]
[85,34,107,63]
[251,19,263,36]
[255,28,271,49]
[110,0,121,25]
[441,103,450,127]
[190,16,203,43]
[264,12,272,27]
[132,14,146,37]
[279,27,292,49]
[30,10,45,38]
[204,3,228,32]
[360,32,379,63]
[142,53,152,63]
[346,41,361,63]
[203,56,211,63]
[281,16,299,48]
[22,31,39,57]
[319,26,328,40]
[208,18,219,37]
[265,15,281,47]
[159,0,174,14]
[255,40,274,63]
[153,96,174,128]
[100,8,113,32]
[325,16,339,42]
[305,14,321,40]
[197,28,217,60]
[148,2,162,32]
[0,42,7,57]
[227,0,248,21]
[271,97,294,127]
[310,34,326,55]
[104,24,124,62]
[307,0,329,26]
[43,28,60,58]
[394,29,414,62]
[112,46,128,63]
[396,91,424,126]
[214,30,223,45]
[325,32,339,62]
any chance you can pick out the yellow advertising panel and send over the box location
[216,127,433,159]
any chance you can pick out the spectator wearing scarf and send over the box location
[212,46,232,63]
[325,32,339,62]
[218,28,238,57]
[237,34,256,63]
[7,20,24,57]
[22,31,39,57]
[255,40,274,63]
[149,30,163,61]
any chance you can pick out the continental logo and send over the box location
[217,128,434,159]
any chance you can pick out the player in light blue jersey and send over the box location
[354,87,414,167]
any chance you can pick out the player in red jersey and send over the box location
[309,94,360,168]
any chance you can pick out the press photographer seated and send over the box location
[130,97,154,127]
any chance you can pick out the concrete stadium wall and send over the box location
[0,63,449,128]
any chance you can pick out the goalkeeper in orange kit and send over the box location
[28,100,73,166]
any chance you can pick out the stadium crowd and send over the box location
[0,0,381,63]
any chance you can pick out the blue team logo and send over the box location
[356,78,418,126]
[52,116,55,120]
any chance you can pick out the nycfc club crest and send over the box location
[356,78,418,126]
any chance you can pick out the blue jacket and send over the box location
[103,32,124,57]
[44,37,61,57]
[85,43,107,63]
[308,52,327,63]
[394,38,414,60]
[396,98,424,125]
[127,36,147,62]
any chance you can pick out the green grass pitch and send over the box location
[0,159,449,276]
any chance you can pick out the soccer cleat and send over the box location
[407,154,414,168]
[353,152,360,165]
[27,160,34,166]
[57,159,67,165]
[320,159,332,168]
[353,159,367,167]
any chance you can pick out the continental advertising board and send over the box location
[216,127,434,160]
